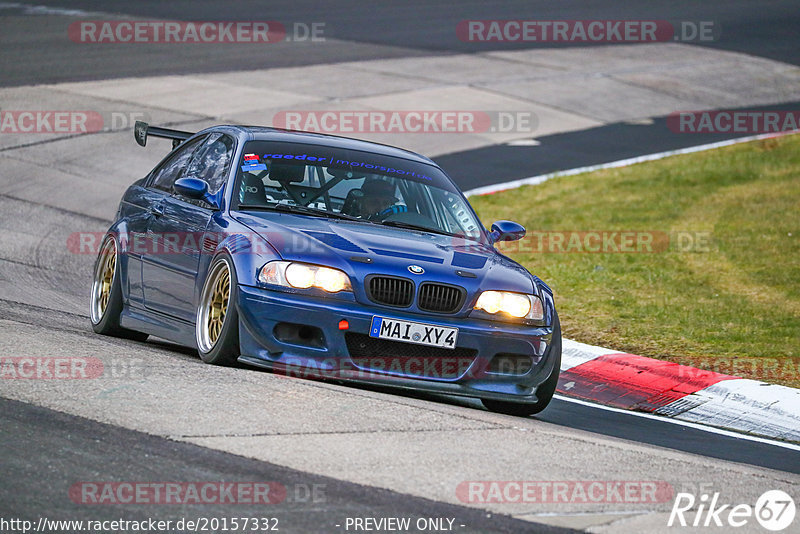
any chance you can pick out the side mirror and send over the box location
[174,177,221,209]
[489,220,526,243]
[174,177,208,199]
[172,178,211,202]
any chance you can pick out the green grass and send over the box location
[470,134,800,387]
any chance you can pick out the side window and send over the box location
[185,133,234,194]
[149,136,206,193]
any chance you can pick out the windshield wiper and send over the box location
[377,220,463,238]
[237,203,362,221]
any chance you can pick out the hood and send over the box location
[234,212,537,301]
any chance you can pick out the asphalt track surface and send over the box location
[2,397,572,534]
[1,0,798,87]
[1,1,799,532]
[438,100,800,191]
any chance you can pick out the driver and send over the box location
[359,178,407,220]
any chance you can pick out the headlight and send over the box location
[259,261,352,293]
[474,291,544,321]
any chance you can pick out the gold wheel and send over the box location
[91,238,117,324]
[197,259,232,353]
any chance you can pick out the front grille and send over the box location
[345,333,477,380]
[417,283,465,313]
[367,276,413,307]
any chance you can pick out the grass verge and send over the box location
[470,134,800,388]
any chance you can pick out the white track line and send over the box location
[464,129,800,197]
[554,394,800,452]
[0,2,98,16]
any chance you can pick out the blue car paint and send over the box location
[106,125,558,404]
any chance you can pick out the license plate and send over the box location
[369,316,458,349]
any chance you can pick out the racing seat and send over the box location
[239,172,268,205]
[268,163,309,205]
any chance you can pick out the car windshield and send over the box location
[235,141,484,240]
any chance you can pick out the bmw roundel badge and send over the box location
[408,265,425,275]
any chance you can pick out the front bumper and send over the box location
[236,284,558,403]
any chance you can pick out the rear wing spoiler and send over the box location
[134,121,193,149]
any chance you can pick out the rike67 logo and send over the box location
[669,489,796,531]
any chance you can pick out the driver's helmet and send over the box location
[360,178,406,218]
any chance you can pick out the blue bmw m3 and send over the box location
[90,122,561,415]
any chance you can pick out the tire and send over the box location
[195,253,240,366]
[482,311,562,416]
[90,235,149,342]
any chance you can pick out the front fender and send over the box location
[195,228,282,308]
[101,220,139,304]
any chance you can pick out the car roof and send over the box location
[204,125,438,166]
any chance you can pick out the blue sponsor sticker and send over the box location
[241,163,267,172]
